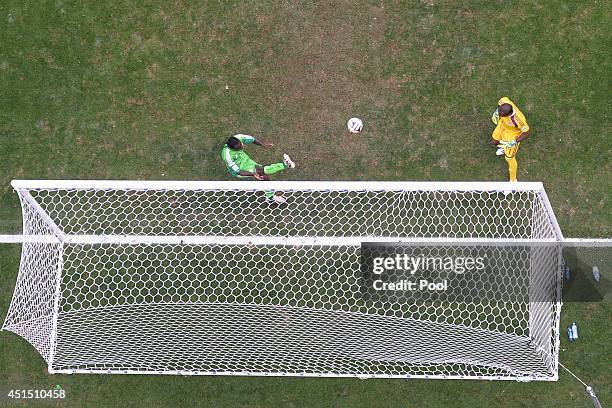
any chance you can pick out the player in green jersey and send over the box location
[221,134,295,180]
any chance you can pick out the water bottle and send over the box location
[592,266,600,282]
[571,322,578,340]
[567,326,574,342]
[562,259,571,280]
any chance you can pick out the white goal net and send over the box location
[2,180,564,380]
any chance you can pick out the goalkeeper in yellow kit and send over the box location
[490,97,531,182]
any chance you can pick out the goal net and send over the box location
[2,180,564,380]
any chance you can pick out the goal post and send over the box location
[2,180,565,380]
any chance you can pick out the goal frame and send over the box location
[2,180,565,381]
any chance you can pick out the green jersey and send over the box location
[221,134,257,176]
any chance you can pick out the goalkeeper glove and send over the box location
[499,140,517,149]
[491,108,499,125]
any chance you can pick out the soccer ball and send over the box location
[347,117,363,133]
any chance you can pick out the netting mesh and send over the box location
[3,193,62,362]
[2,182,562,380]
[27,188,555,239]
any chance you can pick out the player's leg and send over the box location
[263,190,286,203]
[504,143,520,182]
[492,126,505,156]
[252,165,271,181]
[263,163,287,175]
[505,157,518,181]
[262,154,296,175]
[255,164,287,203]
[258,155,294,202]
[236,159,264,179]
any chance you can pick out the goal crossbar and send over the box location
[11,179,547,192]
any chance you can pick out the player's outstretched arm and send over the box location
[515,130,530,143]
[252,137,274,148]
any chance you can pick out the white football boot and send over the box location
[283,154,295,168]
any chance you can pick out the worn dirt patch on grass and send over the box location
[243,2,408,175]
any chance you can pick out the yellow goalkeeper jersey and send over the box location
[495,97,529,140]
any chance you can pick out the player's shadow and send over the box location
[562,248,610,302]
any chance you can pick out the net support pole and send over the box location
[537,187,564,240]
[535,186,565,380]
[47,244,64,372]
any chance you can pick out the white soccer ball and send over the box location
[347,117,363,133]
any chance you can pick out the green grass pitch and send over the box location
[0,1,610,407]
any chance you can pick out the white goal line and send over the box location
[560,238,612,247]
[1,234,608,246]
[0,234,570,246]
